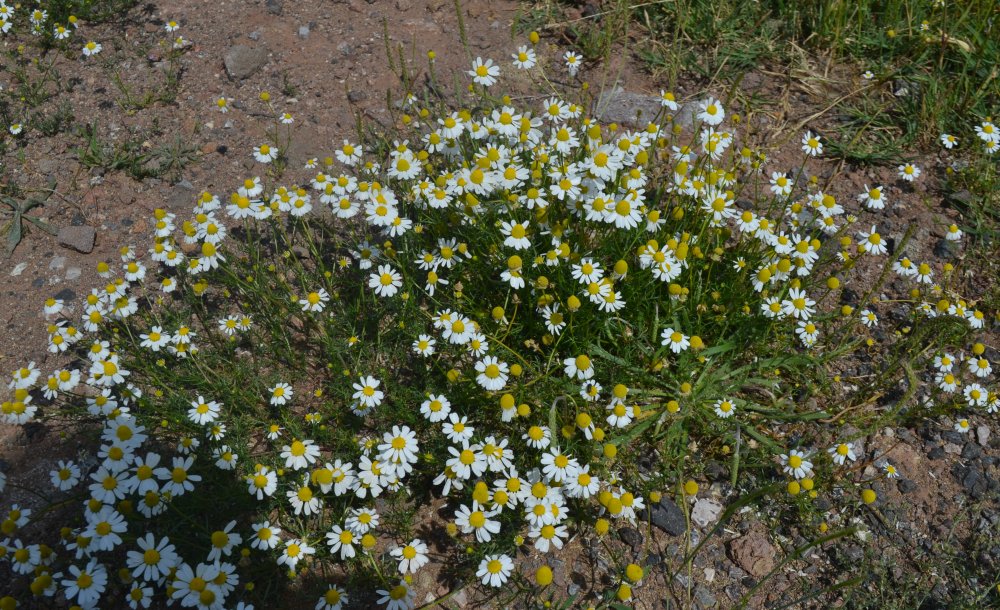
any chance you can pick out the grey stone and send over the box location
[450,588,468,607]
[175,179,194,191]
[224,45,269,80]
[49,256,66,270]
[643,497,686,536]
[57,225,96,253]
[673,97,712,129]
[693,585,717,608]
[592,86,662,126]
[10,262,28,276]
[943,442,962,455]
[298,25,310,39]
[265,0,283,15]
[248,31,261,41]
[691,498,724,528]
[65,267,82,281]
[977,425,991,446]
[337,41,353,56]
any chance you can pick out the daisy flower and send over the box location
[660,90,678,110]
[898,163,920,181]
[353,375,384,409]
[300,288,330,312]
[661,328,690,354]
[326,524,358,560]
[281,439,320,470]
[697,97,725,126]
[62,559,108,608]
[858,185,886,210]
[563,50,581,76]
[82,40,102,56]
[780,449,813,479]
[412,334,436,357]
[940,133,958,149]
[420,393,451,422]
[713,398,736,418]
[523,425,551,450]
[512,45,536,69]
[51,460,81,490]
[207,520,242,561]
[369,264,402,297]
[278,538,315,571]
[563,354,594,380]
[376,581,414,610]
[469,57,499,87]
[801,131,822,156]
[857,225,888,255]
[390,538,429,574]
[188,396,221,425]
[828,442,857,465]
[782,287,816,320]
[454,502,501,542]
[336,140,363,165]
[477,553,514,587]
[475,356,509,391]
[317,585,348,610]
[269,382,293,406]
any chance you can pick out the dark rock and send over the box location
[705,461,729,481]
[842,545,864,563]
[31,277,44,288]
[347,90,367,103]
[931,582,949,602]
[934,238,956,259]
[57,225,96,253]
[618,526,643,550]
[581,3,601,19]
[224,45,269,80]
[927,446,945,460]
[54,288,76,301]
[942,430,965,444]
[265,0,283,15]
[957,465,989,497]
[962,443,983,461]
[897,479,917,494]
[643,497,686,536]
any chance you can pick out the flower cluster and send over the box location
[0,37,994,610]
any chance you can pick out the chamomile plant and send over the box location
[0,36,993,609]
